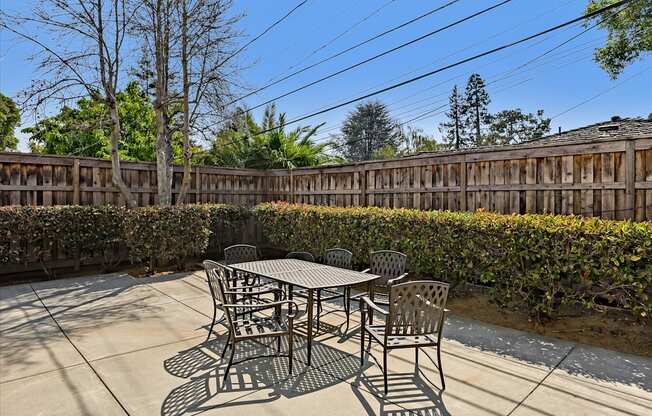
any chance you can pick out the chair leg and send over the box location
[360,299,366,367]
[207,307,217,342]
[415,347,419,369]
[288,321,294,375]
[316,290,322,333]
[383,348,388,395]
[222,339,236,386]
[220,336,231,359]
[437,343,446,391]
[344,287,350,333]
[276,336,281,354]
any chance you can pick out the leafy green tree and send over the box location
[0,93,20,151]
[462,73,492,147]
[337,101,402,161]
[402,126,446,154]
[585,0,652,78]
[203,104,337,169]
[439,85,468,149]
[23,82,186,161]
[486,109,551,145]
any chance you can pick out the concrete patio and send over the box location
[1,271,650,416]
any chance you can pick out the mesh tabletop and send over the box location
[230,259,379,290]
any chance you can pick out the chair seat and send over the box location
[366,325,439,348]
[232,316,288,339]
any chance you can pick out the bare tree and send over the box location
[133,0,240,205]
[174,0,241,204]
[1,0,138,207]
[132,0,175,205]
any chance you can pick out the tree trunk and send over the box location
[454,105,460,150]
[176,0,192,205]
[475,105,481,146]
[107,97,138,208]
[155,108,173,205]
[153,0,173,205]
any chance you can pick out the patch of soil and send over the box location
[447,293,652,357]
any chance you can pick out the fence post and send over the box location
[360,164,367,206]
[289,168,294,204]
[459,155,467,211]
[72,158,80,205]
[625,139,636,220]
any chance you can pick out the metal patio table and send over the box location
[229,258,380,366]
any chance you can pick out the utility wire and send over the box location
[551,65,652,119]
[244,0,513,114]
[227,0,462,106]
[218,0,310,68]
[280,0,398,76]
[297,0,580,121]
[254,0,633,136]
[316,14,610,140]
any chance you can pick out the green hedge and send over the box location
[0,204,251,273]
[254,202,652,318]
[0,205,123,268]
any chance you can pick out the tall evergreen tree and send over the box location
[439,85,466,149]
[461,73,491,147]
[338,101,402,161]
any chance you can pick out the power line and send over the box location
[226,0,461,106]
[244,0,513,114]
[296,0,580,122]
[310,27,605,142]
[218,0,310,68]
[254,0,632,136]
[551,65,652,119]
[280,0,398,75]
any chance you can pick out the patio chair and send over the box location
[203,260,298,385]
[360,280,450,394]
[285,251,315,262]
[224,244,260,286]
[203,260,285,342]
[293,248,354,333]
[350,250,408,312]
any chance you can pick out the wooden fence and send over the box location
[2,134,652,220]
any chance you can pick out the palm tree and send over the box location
[204,104,339,169]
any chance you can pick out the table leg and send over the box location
[368,281,375,325]
[307,289,314,366]
[288,284,294,314]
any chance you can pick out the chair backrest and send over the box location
[324,248,352,269]
[386,281,449,338]
[370,250,407,286]
[224,244,258,265]
[286,251,315,262]
[202,260,235,325]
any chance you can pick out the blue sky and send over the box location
[1,0,650,151]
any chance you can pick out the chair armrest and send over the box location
[361,268,371,274]
[388,272,408,286]
[361,296,388,316]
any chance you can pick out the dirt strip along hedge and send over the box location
[253,202,652,319]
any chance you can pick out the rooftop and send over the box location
[1,272,649,416]
[534,116,652,144]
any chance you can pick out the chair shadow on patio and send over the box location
[353,370,449,416]
[160,333,377,416]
